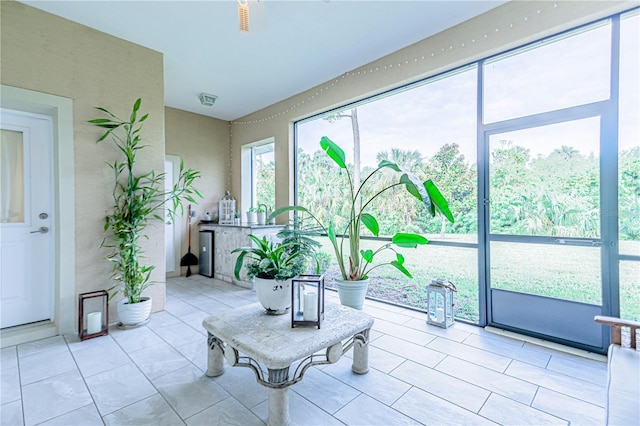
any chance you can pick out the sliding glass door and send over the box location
[485,116,607,349]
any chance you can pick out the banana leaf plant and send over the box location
[269,136,454,282]
[89,98,202,304]
[231,234,305,281]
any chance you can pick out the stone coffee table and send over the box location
[202,302,375,426]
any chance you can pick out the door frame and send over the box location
[0,85,75,347]
[165,155,182,277]
[480,103,615,354]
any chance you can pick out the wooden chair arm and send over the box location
[595,315,640,348]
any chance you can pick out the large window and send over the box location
[618,11,640,321]
[294,9,639,323]
[297,68,480,321]
[241,138,275,212]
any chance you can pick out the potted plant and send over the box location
[246,207,257,225]
[257,204,267,226]
[269,136,453,309]
[89,98,202,326]
[231,234,305,314]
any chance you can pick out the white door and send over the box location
[1,109,54,329]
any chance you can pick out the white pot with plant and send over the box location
[89,99,202,327]
[246,207,257,225]
[231,234,307,315]
[257,204,268,226]
[269,136,454,310]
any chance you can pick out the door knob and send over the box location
[30,226,49,234]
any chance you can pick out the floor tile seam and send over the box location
[470,329,527,349]
[506,360,607,391]
[533,383,607,409]
[370,328,436,350]
[16,344,70,362]
[455,340,551,368]
[290,386,359,416]
[18,351,83,387]
[479,393,566,425]
[431,362,536,406]
[401,322,471,343]
[180,393,234,424]
[371,324,438,345]
[500,370,606,408]
[527,386,575,425]
[424,337,514,371]
[388,362,495,413]
[544,363,608,387]
[420,347,512,374]
[393,381,489,417]
[29,401,96,426]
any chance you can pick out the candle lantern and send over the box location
[426,278,456,328]
[218,191,236,225]
[78,290,109,340]
[291,274,325,329]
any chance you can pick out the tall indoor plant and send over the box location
[89,98,201,326]
[269,136,454,309]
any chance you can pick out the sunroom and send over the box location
[1,1,638,425]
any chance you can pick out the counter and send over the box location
[198,223,284,288]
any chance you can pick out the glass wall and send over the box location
[618,11,640,321]
[294,8,639,324]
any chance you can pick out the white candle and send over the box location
[87,311,101,334]
[303,292,317,321]
[436,307,444,323]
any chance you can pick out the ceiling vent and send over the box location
[199,93,217,106]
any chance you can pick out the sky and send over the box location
[297,13,639,169]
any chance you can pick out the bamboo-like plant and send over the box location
[269,136,454,282]
[89,99,202,303]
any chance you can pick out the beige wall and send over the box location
[165,107,230,277]
[229,0,635,215]
[1,1,166,321]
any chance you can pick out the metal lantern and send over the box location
[78,290,109,340]
[218,191,236,225]
[426,278,456,328]
[291,274,325,329]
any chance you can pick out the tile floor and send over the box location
[1,275,609,425]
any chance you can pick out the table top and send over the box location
[202,302,374,369]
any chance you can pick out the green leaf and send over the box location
[391,232,429,248]
[377,160,402,172]
[320,136,346,169]
[390,260,413,278]
[267,205,309,222]
[361,249,374,263]
[360,213,379,236]
[424,180,454,223]
[400,173,429,203]
[396,252,405,265]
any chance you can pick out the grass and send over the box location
[313,235,640,322]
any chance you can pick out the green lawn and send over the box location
[313,236,640,322]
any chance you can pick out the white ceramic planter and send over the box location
[254,277,291,315]
[117,297,152,327]
[257,212,266,225]
[246,211,257,224]
[335,278,369,310]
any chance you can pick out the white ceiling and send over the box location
[22,0,506,121]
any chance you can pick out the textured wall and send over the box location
[229,0,634,214]
[1,1,166,321]
[165,107,229,278]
